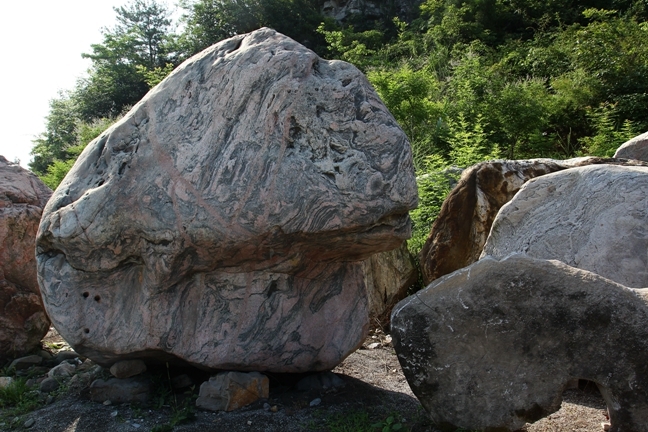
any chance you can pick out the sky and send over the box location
[0,1,153,169]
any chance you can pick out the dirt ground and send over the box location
[1,328,608,432]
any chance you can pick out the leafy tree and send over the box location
[30,94,79,175]
[180,0,328,54]
[76,0,180,120]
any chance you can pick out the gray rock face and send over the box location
[36,29,417,372]
[615,131,648,161]
[418,157,647,285]
[482,164,648,288]
[0,156,51,361]
[392,255,648,432]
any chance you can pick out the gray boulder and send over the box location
[36,29,417,373]
[614,131,648,161]
[391,255,648,432]
[418,157,647,285]
[482,164,648,288]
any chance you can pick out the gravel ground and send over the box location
[1,329,609,431]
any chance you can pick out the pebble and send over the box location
[309,398,322,407]
[270,405,278,412]
[103,400,112,406]
[110,411,119,418]
[132,423,141,429]
[263,403,271,411]
[24,418,35,428]
[367,342,381,349]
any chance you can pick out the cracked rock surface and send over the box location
[0,156,51,361]
[36,29,417,372]
[392,255,648,432]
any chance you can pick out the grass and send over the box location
[308,409,408,432]
[0,377,41,422]
[149,363,197,431]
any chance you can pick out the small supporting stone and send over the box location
[196,371,269,412]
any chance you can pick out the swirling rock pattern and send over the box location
[36,29,417,372]
[392,255,648,432]
[482,164,648,288]
[0,156,52,361]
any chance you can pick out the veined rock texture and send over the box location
[36,29,418,372]
[418,157,648,285]
[482,164,648,288]
[0,156,52,361]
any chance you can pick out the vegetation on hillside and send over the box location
[32,0,648,252]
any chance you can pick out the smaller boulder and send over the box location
[0,376,13,389]
[614,131,648,161]
[39,377,60,394]
[109,359,147,379]
[89,377,152,404]
[48,362,76,379]
[10,355,42,370]
[196,371,269,412]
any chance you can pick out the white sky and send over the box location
[0,1,179,169]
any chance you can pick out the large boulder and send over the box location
[418,157,648,285]
[392,255,648,432]
[614,131,648,162]
[482,164,648,288]
[0,156,51,361]
[36,29,417,372]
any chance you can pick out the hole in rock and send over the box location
[84,328,90,334]
[83,292,89,298]
[94,295,101,302]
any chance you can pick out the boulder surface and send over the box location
[0,156,51,361]
[392,255,648,432]
[482,164,648,288]
[36,29,417,372]
[363,241,417,326]
[614,131,648,161]
[418,157,648,285]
